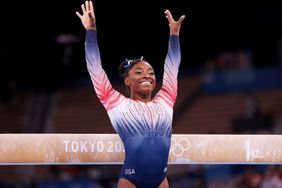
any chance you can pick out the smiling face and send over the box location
[124,61,156,98]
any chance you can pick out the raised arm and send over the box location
[76,1,124,111]
[156,10,185,108]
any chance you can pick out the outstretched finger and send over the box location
[177,15,185,24]
[76,11,82,19]
[89,0,94,13]
[85,1,90,11]
[165,9,174,22]
[81,3,86,14]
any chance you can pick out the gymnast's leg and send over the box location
[117,178,137,188]
[158,177,169,188]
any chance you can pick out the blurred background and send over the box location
[0,0,282,187]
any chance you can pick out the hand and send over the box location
[164,10,185,35]
[76,1,96,30]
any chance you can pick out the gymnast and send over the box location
[76,1,185,187]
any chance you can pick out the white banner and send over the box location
[0,134,281,164]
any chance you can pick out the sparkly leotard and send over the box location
[85,30,181,188]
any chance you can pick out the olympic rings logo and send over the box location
[170,138,191,157]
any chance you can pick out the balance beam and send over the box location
[0,134,281,165]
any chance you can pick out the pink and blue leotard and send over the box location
[85,30,181,188]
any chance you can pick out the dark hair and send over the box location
[118,56,146,78]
